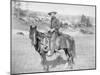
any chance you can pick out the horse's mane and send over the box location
[34,30,48,53]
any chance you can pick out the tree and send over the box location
[80,14,87,26]
[86,18,92,27]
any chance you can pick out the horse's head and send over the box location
[29,25,37,45]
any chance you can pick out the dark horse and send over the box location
[29,25,76,71]
[29,25,50,71]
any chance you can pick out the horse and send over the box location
[29,25,51,71]
[29,25,76,71]
[46,28,76,68]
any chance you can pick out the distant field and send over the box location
[12,16,50,32]
[11,17,96,74]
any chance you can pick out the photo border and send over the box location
[10,0,96,74]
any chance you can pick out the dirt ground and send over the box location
[11,29,95,74]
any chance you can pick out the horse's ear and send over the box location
[34,26,37,29]
[30,25,32,30]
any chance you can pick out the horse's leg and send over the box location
[39,53,45,71]
[43,65,49,72]
[63,48,71,63]
[71,39,76,65]
[67,38,75,65]
[67,52,75,69]
[63,48,70,58]
[41,53,49,72]
[68,55,74,69]
[63,48,73,69]
[67,36,76,69]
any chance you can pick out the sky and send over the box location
[17,1,95,17]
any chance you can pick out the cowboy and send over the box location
[48,11,61,32]
[47,11,61,56]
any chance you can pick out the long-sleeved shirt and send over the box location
[51,16,61,30]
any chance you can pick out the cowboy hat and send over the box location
[48,11,57,16]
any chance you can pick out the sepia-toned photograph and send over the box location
[11,0,96,74]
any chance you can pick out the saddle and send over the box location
[38,29,62,56]
[37,32,50,52]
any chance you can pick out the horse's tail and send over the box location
[64,34,76,58]
[71,38,76,58]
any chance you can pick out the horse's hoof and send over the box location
[43,66,49,72]
[69,66,73,69]
[64,63,68,69]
